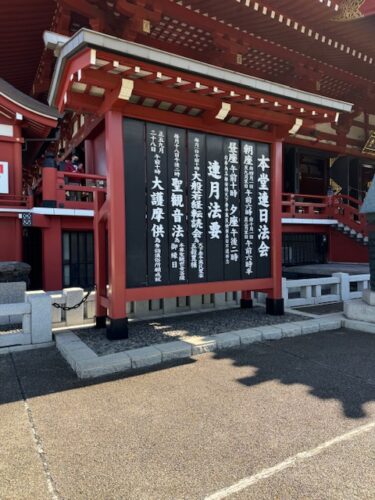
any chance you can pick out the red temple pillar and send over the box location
[266,139,284,315]
[42,218,62,291]
[94,190,108,328]
[105,110,128,339]
[13,125,23,197]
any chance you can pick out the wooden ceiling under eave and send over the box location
[0,0,57,95]
[173,0,375,81]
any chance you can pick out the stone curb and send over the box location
[343,318,375,334]
[54,317,344,379]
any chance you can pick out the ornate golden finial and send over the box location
[334,0,364,21]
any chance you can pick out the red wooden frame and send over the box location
[94,106,284,323]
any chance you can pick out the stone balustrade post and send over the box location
[25,291,52,344]
[332,273,350,301]
[63,287,84,326]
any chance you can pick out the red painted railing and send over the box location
[41,168,106,209]
[55,171,107,209]
[282,192,367,236]
[332,194,367,235]
[0,194,33,209]
[282,193,332,219]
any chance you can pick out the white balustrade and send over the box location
[282,273,370,307]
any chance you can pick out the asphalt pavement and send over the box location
[1,328,374,499]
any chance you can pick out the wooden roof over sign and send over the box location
[48,29,351,151]
[0,0,374,113]
[42,0,375,110]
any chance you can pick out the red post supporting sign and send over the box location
[94,190,108,328]
[104,110,128,338]
[266,139,284,314]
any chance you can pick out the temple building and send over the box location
[0,0,373,335]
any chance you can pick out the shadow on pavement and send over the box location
[1,329,375,421]
[0,346,195,406]
[213,329,375,420]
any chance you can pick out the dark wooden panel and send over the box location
[146,123,169,285]
[240,140,257,279]
[206,134,224,282]
[167,127,188,284]
[255,142,271,279]
[124,118,147,288]
[187,131,207,283]
[223,138,241,280]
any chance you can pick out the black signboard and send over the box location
[124,119,147,287]
[255,142,271,279]
[224,138,241,281]
[206,135,224,282]
[167,127,187,284]
[187,131,206,283]
[123,118,272,288]
[240,140,257,280]
[146,123,169,285]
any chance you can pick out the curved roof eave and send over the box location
[0,78,60,123]
[48,28,353,114]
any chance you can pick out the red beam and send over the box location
[118,101,275,143]
[126,278,274,301]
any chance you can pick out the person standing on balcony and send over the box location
[56,149,66,171]
[42,150,57,168]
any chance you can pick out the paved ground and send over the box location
[1,328,375,499]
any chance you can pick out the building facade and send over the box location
[0,0,373,334]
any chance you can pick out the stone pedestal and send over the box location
[362,288,375,306]
[344,289,375,323]
[0,261,31,283]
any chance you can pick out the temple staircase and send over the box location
[333,194,368,247]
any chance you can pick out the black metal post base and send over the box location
[266,298,284,316]
[95,316,107,329]
[240,298,253,309]
[107,317,129,340]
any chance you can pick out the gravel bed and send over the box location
[76,307,308,356]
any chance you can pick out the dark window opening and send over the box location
[282,233,327,266]
[62,231,94,289]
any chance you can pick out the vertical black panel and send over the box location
[223,138,241,280]
[240,141,257,279]
[124,119,147,288]
[146,123,169,285]
[255,142,271,278]
[167,127,187,284]
[206,134,224,282]
[187,131,207,283]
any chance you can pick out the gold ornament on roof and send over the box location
[334,0,365,21]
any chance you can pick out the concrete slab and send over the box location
[318,317,343,331]
[344,318,375,334]
[182,335,217,354]
[278,322,302,338]
[126,346,162,368]
[77,352,132,378]
[292,319,321,335]
[233,329,263,344]
[154,341,192,361]
[259,325,283,340]
[212,331,241,349]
